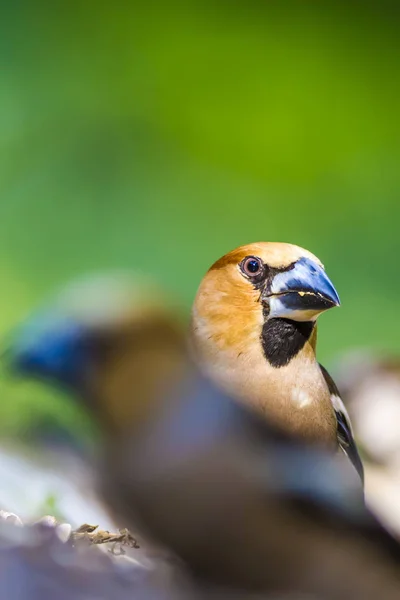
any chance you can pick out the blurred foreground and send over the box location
[0,274,399,599]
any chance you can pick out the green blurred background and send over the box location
[0,0,399,436]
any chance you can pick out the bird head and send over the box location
[7,273,186,434]
[192,242,340,370]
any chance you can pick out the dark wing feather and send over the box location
[319,363,364,484]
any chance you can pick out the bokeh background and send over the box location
[0,1,399,439]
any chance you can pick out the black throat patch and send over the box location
[261,319,314,368]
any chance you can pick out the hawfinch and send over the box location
[191,242,364,482]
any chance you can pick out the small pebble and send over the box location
[0,510,23,527]
[35,515,57,528]
[56,523,72,543]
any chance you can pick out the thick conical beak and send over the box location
[264,257,340,322]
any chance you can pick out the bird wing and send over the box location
[319,363,364,484]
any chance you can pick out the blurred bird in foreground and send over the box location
[7,273,400,599]
[191,242,363,482]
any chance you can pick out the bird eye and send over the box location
[241,256,264,278]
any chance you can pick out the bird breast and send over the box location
[194,337,338,446]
